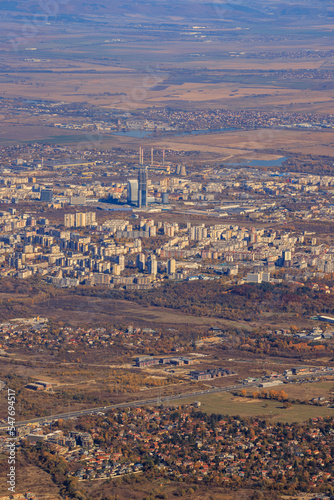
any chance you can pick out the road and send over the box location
[1,383,246,430]
[1,368,332,431]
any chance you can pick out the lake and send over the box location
[112,126,239,138]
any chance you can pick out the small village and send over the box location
[1,406,334,497]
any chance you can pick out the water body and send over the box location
[225,157,287,167]
[112,126,239,138]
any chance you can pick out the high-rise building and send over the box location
[85,212,96,225]
[40,189,53,202]
[64,212,96,228]
[149,226,157,237]
[64,214,75,228]
[162,193,169,204]
[138,167,148,208]
[112,264,121,276]
[282,250,292,267]
[136,253,145,271]
[117,255,125,271]
[26,217,36,227]
[189,225,207,241]
[148,255,157,275]
[167,258,176,275]
[75,212,86,228]
[127,179,139,205]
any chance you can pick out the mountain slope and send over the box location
[1,0,334,23]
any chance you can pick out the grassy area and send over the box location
[177,392,334,423]
[282,380,334,400]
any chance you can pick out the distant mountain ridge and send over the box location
[1,0,334,22]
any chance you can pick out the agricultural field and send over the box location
[1,0,334,164]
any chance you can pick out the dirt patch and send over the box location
[0,464,61,498]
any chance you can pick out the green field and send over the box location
[177,392,334,423]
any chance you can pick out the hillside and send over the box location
[1,0,334,24]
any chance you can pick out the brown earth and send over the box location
[0,464,62,499]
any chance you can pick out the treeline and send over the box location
[0,275,61,296]
[239,389,331,407]
[0,276,63,321]
[75,281,334,321]
[235,332,334,359]
[1,274,333,323]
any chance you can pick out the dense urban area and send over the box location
[1,137,334,500]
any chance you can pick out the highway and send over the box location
[1,383,246,431]
[1,368,332,431]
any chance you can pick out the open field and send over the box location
[32,294,254,331]
[1,30,334,110]
[279,379,334,400]
[0,281,323,333]
[148,128,334,159]
[1,62,334,114]
[238,379,334,404]
[0,290,318,332]
[1,11,334,156]
[178,391,334,423]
